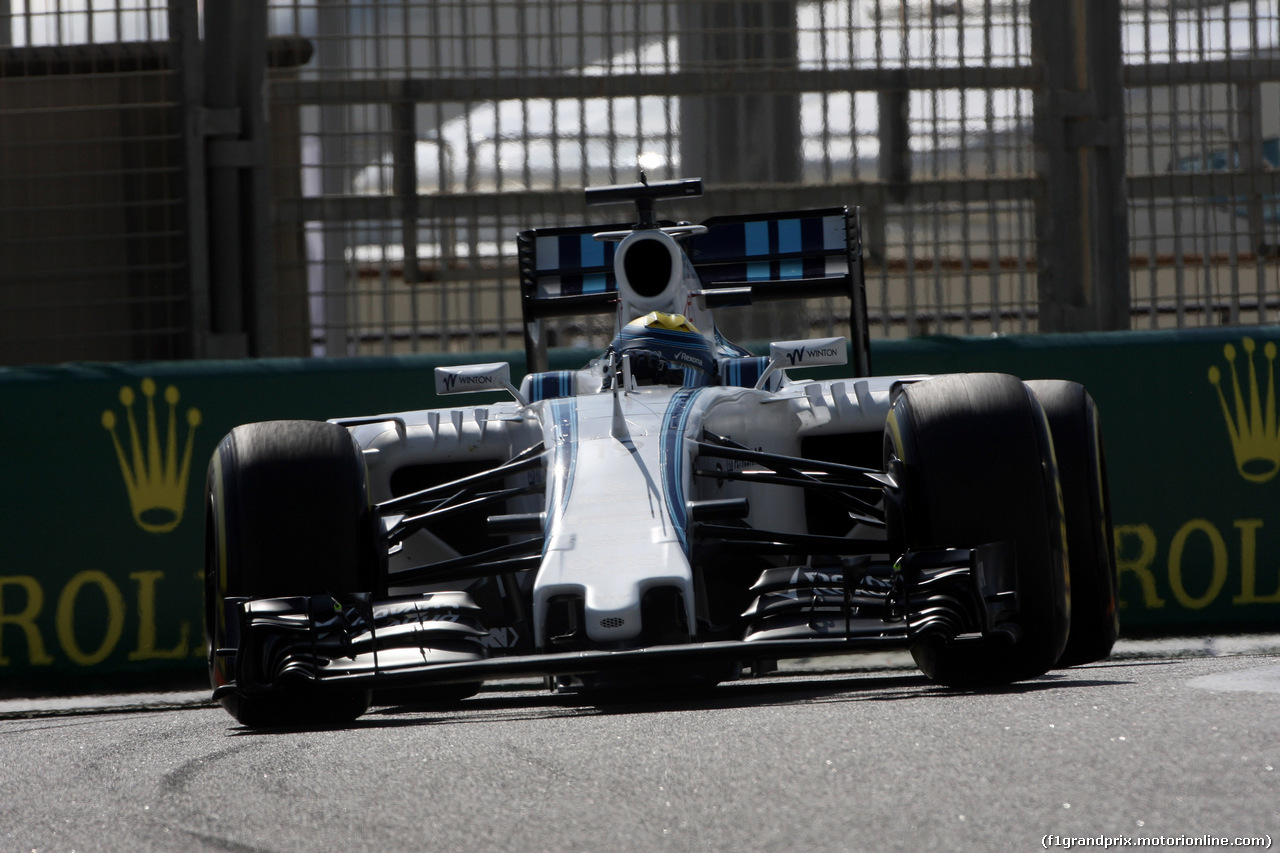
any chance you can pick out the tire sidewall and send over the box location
[204,420,377,725]
[885,373,1069,686]
[1026,379,1119,667]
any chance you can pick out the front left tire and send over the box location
[884,373,1070,687]
[1026,380,1119,667]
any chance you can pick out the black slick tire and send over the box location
[204,420,379,727]
[1026,380,1119,667]
[884,373,1069,687]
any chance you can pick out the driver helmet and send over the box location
[607,312,718,387]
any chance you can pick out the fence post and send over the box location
[171,0,211,358]
[317,0,351,357]
[203,0,274,357]
[1237,81,1270,324]
[1031,0,1131,332]
[677,0,801,186]
[677,0,803,340]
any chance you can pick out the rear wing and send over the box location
[517,206,870,376]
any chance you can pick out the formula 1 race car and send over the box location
[204,177,1119,727]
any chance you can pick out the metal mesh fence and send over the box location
[263,0,1050,356]
[1123,3,1280,327]
[0,0,189,364]
[2,1,1279,365]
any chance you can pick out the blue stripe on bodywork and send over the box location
[660,388,707,554]
[542,398,578,551]
[529,371,576,402]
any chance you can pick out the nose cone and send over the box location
[540,532,690,643]
[531,391,697,647]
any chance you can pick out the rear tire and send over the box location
[884,373,1069,687]
[1026,380,1119,667]
[205,420,379,727]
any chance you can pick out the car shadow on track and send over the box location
[227,666,1135,734]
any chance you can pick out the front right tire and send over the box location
[205,419,380,727]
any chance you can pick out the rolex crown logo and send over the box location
[102,379,203,533]
[1208,337,1279,484]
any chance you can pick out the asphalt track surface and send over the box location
[3,641,1279,853]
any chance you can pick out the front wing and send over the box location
[213,542,1019,700]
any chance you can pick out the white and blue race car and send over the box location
[204,178,1119,727]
